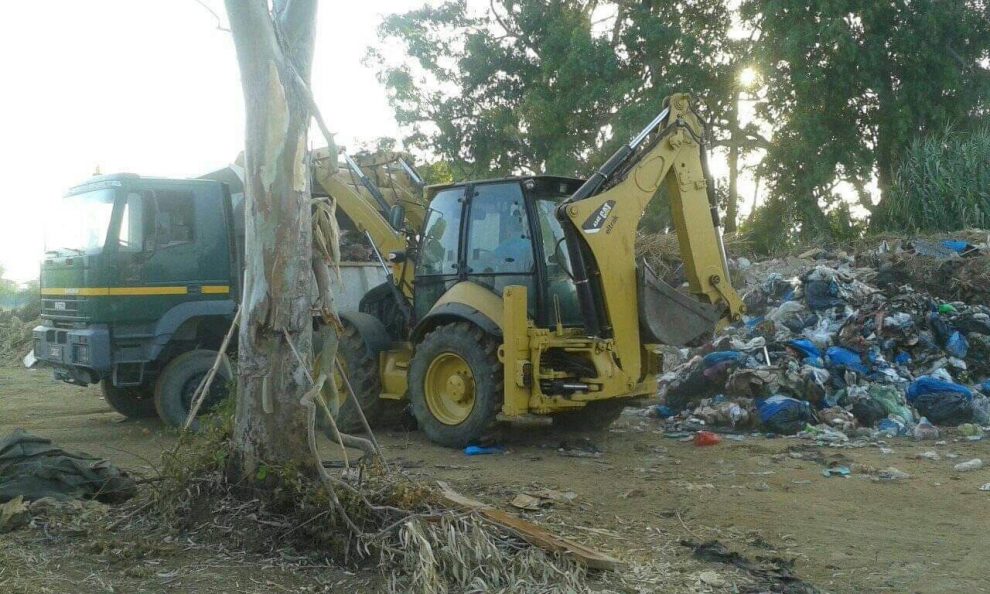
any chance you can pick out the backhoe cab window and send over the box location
[466,183,533,274]
[418,189,463,275]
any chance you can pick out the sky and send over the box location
[0,0,410,283]
[0,0,765,284]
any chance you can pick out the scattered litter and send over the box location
[464,445,505,456]
[557,438,602,458]
[914,451,940,461]
[875,467,911,481]
[0,496,29,533]
[912,417,940,441]
[979,483,990,492]
[620,488,646,499]
[953,458,983,472]
[693,431,722,446]
[957,423,983,438]
[510,494,542,511]
[821,465,851,478]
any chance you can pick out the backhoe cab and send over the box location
[326,93,744,447]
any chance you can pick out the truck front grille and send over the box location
[42,296,86,321]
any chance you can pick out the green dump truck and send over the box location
[32,171,384,424]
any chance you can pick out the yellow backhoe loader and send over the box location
[317,93,744,447]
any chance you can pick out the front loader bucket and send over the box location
[637,260,721,346]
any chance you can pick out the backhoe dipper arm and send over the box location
[556,94,744,375]
[312,151,415,298]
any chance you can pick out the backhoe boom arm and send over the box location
[557,93,744,379]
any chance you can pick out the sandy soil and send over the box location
[2,364,990,593]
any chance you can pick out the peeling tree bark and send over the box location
[225,0,320,477]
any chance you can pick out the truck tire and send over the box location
[552,400,627,432]
[317,322,384,434]
[154,349,232,430]
[409,322,502,448]
[100,379,156,419]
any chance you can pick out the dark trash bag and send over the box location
[757,395,815,435]
[0,429,136,503]
[804,280,843,311]
[912,392,973,425]
[850,397,887,427]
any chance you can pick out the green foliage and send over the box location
[742,0,990,237]
[737,197,795,255]
[370,0,745,181]
[872,126,990,232]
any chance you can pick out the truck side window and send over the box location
[155,191,195,247]
[118,192,147,252]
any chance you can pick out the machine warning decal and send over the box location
[581,200,615,234]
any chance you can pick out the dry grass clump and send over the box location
[149,409,591,593]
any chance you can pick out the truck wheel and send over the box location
[154,349,232,430]
[314,322,383,434]
[553,400,627,432]
[100,379,156,419]
[409,322,502,448]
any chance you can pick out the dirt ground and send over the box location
[2,364,990,593]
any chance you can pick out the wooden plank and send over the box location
[437,481,623,571]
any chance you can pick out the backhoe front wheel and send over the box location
[409,322,502,448]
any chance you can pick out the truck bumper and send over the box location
[32,324,111,385]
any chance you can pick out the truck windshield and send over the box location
[45,188,116,254]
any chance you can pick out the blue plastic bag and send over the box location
[702,351,747,368]
[942,239,970,253]
[825,346,870,375]
[906,376,973,402]
[756,395,815,435]
[464,445,505,456]
[946,331,969,359]
[787,339,821,361]
[894,351,912,365]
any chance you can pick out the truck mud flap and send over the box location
[637,260,721,346]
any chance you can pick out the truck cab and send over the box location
[34,174,239,418]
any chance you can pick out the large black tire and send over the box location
[324,322,383,434]
[552,400,627,432]
[409,322,502,448]
[154,349,232,430]
[100,379,156,419]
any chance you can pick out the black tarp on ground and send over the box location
[0,429,136,503]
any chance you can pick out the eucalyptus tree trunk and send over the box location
[225,0,320,477]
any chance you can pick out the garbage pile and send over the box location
[656,238,990,439]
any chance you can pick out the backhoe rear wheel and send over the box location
[100,380,156,419]
[409,322,502,448]
[314,321,383,434]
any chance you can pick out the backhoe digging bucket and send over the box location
[637,260,721,346]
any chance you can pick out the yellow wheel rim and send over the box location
[424,352,475,425]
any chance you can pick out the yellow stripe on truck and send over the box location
[41,286,230,296]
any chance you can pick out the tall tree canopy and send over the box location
[741,0,990,237]
[370,0,759,215]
